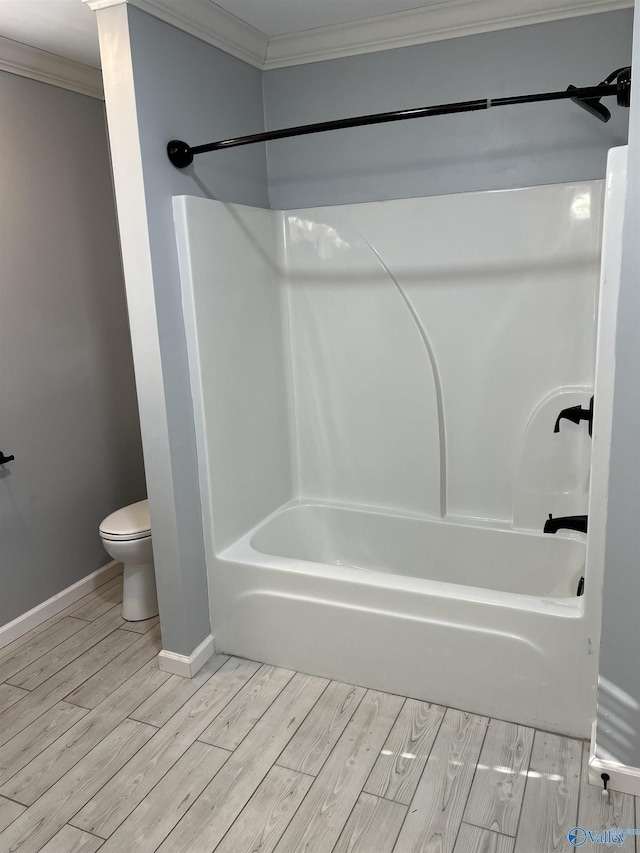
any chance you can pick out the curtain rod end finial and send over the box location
[167,140,193,169]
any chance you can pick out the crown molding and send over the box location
[0,36,103,99]
[85,0,632,71]
[85,0,268,68]
[264,0,633,69]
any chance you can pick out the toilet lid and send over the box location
[100,499,151,540]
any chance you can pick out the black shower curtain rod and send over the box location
[167,66,631,169]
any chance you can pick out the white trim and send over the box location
[85,0,631,71]
[94,2,217,676]
[84,0,127,8]
[0,37,104,100]
[264,0,633,68]
[158,634,215,678]
[589,721,640,797]
[85,0,268,68]
[0,560,122,650]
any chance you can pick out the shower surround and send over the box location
[173,152,625,737]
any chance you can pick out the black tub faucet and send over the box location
[544,514,588,534]
[554,396,594,437]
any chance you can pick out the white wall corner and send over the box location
[589,720,640,797]
[0,36,104,99]
[158,634,215,678]
[85,0,268,68]
[0,560,123,649]
[263,0,633,68]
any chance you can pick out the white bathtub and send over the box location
[251,503,583,598]
[216,501,592,737]
[175,155,627,740]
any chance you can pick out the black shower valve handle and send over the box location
[0,451,15,465]
[554,396,594,437]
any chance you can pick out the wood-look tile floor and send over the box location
[0,574,638,853]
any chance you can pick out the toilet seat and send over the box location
[99,499,151,541]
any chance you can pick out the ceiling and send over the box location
[0,0,450,69]
[213,0,446,38]
[0,0,101,68]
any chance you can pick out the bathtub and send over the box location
[215,501,593,737]
[175,155,627,740]
[250,503,583,598]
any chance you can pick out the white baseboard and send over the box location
[158,634,215,678]
[0,560,123,650]
[589,720,640,797]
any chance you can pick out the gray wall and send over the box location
[0,72,146,625]
[263,11,632,209]
[121,7,268,655]
[596,6,640,767]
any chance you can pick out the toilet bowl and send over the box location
[99,499,159,621]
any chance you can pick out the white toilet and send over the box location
[99,499,159,622]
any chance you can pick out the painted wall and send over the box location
[262,11,632,209]
[596,7,640,767]
[0,71,145,625]
[96,4,268,656]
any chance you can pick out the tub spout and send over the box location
[553,396,593,436]
[544,514,588,534]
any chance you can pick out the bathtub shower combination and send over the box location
[174,148,626,738]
